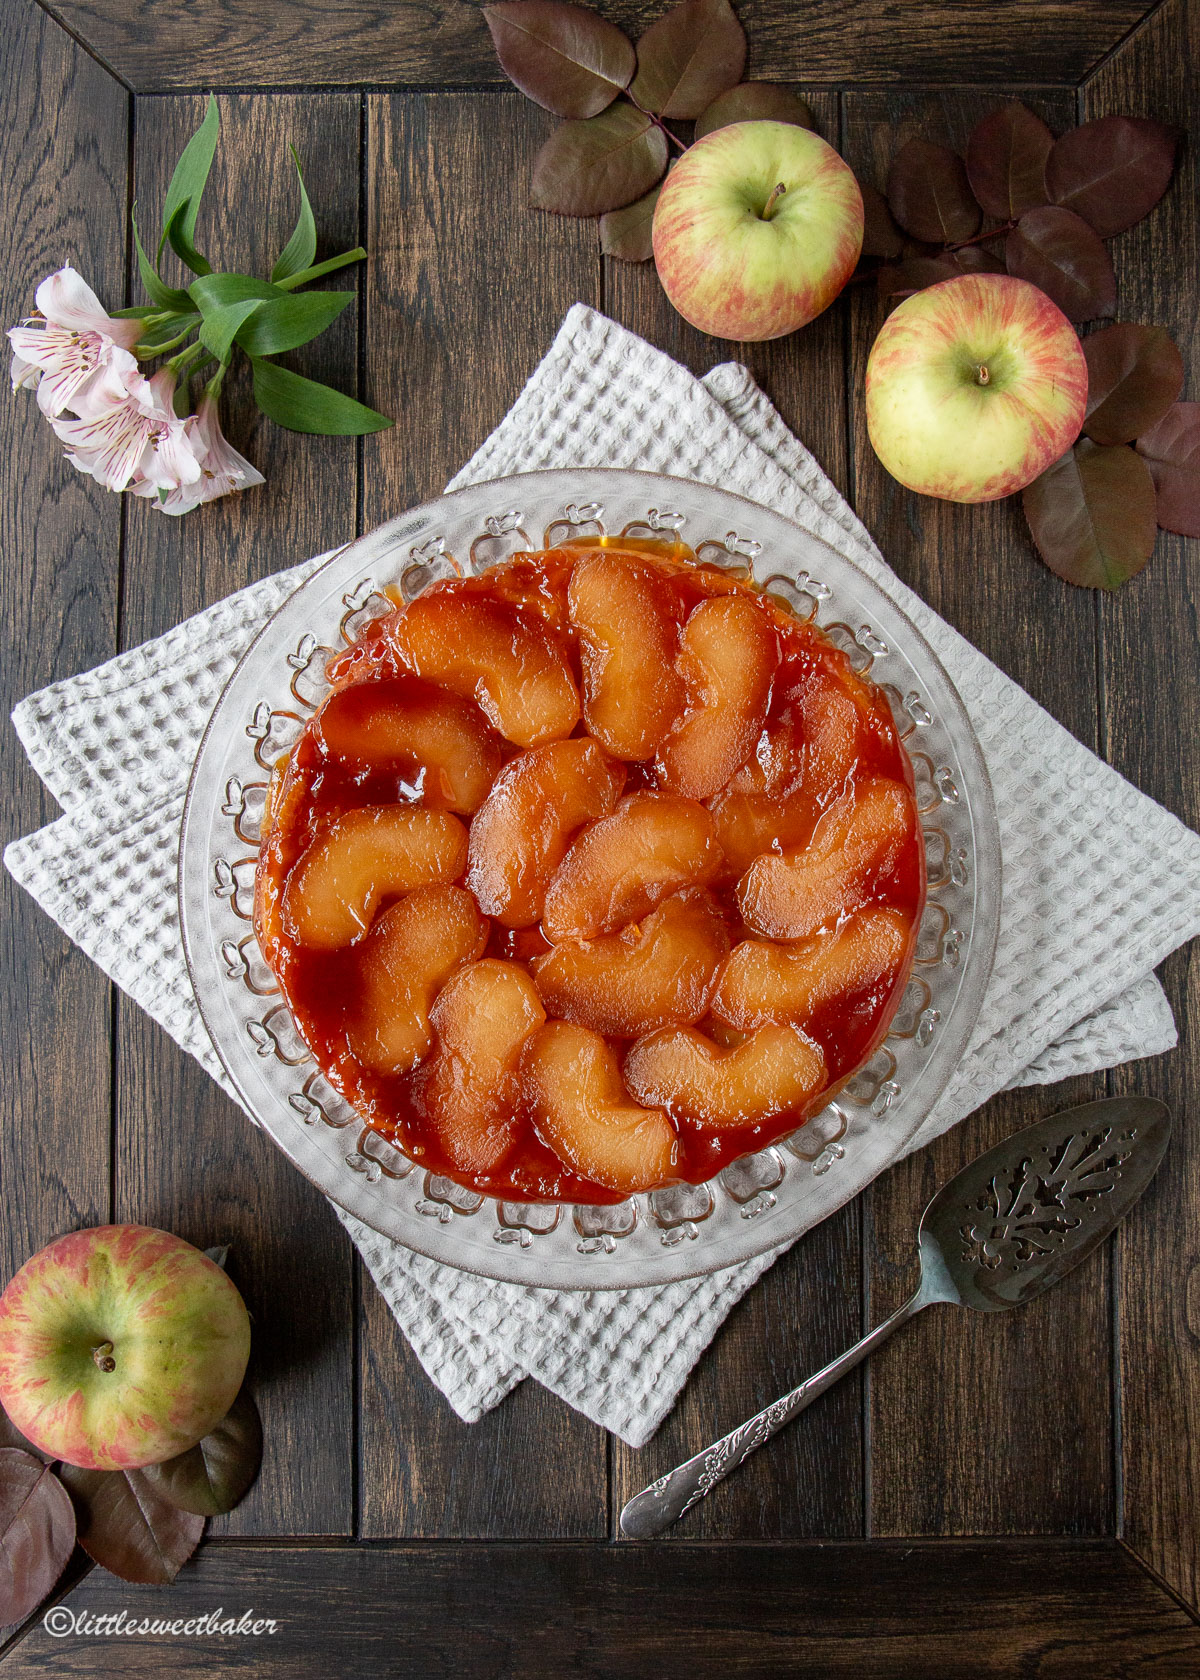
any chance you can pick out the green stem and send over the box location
[168,340,207,378]
[276,247,367,291]
[135,323,197,358]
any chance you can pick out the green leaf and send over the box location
[132,208,193,311]
[236,291,354,357]
[271,146,318,283]
[110,304,160,320]
[250,357,393,435]
[164,201,212,278]
[199,299,265,363]
[274,248,366,291]
[190,272,289,311]
[158,93,220,266]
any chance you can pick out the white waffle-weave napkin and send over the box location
[7,304,1199,1447]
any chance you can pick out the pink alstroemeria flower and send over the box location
[51,368,204,496]
[132,393,265,516]
[8,266,143,418]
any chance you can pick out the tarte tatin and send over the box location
[254,538,925,1204]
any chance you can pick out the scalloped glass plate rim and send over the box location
[179,468,1001,1290]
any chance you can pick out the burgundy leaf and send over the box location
[483,2,635,119]
[1023,438,1158,589]
[629,0,746,120]
[694,82,815,140]
[531,105,668,216]
[965,102,1054,220]
[140,1390,263,1519]
[944,243,1007,274]
[600,184,662,261]
[0,1449,75,1626]
[859,183,904,260]
[1137,402,1200,537]
[886,138,980,244]
[1046,115,1178,237]
[0,1405,51,1464]
[59,1464,204,1586]
[877,256,959,300]
[1082,323,1184,445]
[1005,206,1116,322]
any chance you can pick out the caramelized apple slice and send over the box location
[467,739,625,927]
[316,677,502,813]
[656,596,778,799]
[568,549,684,759]
[282,807,469,949]
[711,908,913,1030]
[346,886,487,1074]
[624,1023,826,1128]
[737,778,916,941]
[523,1021,678,1194]
[421,960,546,1174]
[541,792,723,942]
[531,889,730,1036]
[708,786,821,880]
[386,589,579,748]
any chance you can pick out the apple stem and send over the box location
[92,1341,116,1373]
[977,365,990,386]
[761,183,787,221]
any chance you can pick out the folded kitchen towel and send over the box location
[8,303,1199,1446]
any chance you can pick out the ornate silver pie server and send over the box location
[619,1095,1171,1539]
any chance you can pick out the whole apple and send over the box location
[865,273,1088,503]
[652,121,863,341]
[0,1225,251,1470]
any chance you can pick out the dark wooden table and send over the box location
[3,1,1199,1672]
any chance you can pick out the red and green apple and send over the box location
[652,120,863,341]
[865,273,1088,502]
[0,1225,251,1471]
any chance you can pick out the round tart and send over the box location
[254,539,926,1204]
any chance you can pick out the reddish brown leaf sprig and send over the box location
[0,1370,262,1624]
[859,102,1189,588]
[481,0,815,252]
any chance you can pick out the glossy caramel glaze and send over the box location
[255,541,926,1204]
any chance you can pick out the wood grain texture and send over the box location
[114,93,363,1536]
[42,0,1155,92]
[5,1540,1200,1675]
[605,90,864,1540]
[842,89,1115,1536]
[1082,0,1200,1609]
[0,1,125,1276]
[357,91,605,1538]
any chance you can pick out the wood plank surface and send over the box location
[357,91,606,1538]
[0,0,125,1307]
[42,0,1155,92]
[4,1540,1200,1676]
[1083,0,1200,1609]
[114,92,363,1536]
[841,88,1115,1536]
[605,90,865,1541]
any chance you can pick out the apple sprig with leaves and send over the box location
[857,103,1196,587]
[484,0,814,260]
